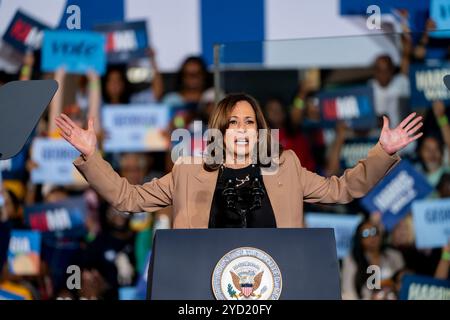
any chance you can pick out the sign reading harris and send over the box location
[399,274,450,300]
[317,86,376,129]
[31,138,87,186]
[412,198,450,249]
[305,213,362,259]
[41,30,106,75]
[7,230,41,276]
[24,197,87,235]
[2,10,50,53]
[102,104,171,152]
[360,160,433,231]
[409,63,450,108]
[94,20,149,63]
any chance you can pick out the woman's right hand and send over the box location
[55,114,97,158]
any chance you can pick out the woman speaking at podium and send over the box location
[55,93,422,228]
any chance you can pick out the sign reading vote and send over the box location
[24,197,87,234]
[42,30,106,75]
[340,137,378,169]
[102,104,171,152]
[399,274,450,300]
[360,160,433,231]
[409,63,450,108]
[94,20,148,63]
[7,230,41,276]
[31,137,87,185]
[2,10,50,53]
[412,198,450,249]
[305,213,362,259]
[318,86,376,129]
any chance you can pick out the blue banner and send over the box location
[41,30,106,75]
[7,230,41,276]
[412,198,450,249]
[409,63,450,108]
[2,10,50,53]
[31,138,86,185]
[399,274,450,300]
[305,213,363,259]
[360,160,433,231]
[340,137,379,169]
[318,86,376,129]
[102,104,171,152]
[94,20,148,64]
[24,197,87,237]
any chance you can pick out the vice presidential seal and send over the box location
[211,247,282,300]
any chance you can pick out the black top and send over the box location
[208,164,277,228]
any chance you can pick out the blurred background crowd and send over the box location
[0,0,450,300]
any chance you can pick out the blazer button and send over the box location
[278,181,282,186]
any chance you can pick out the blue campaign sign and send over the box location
[0,289,27,300]
[318,86,376,129]
[24,197,87,237]
[399,274,450,300]
[31,137,85,185]
[102,104,171,152]
[41,30,106,75]
[360,160,433,231]
[7,230,41,276]
[305,213,363,259]
[412,198,450,249]
[409,63,450,108]
[340,137,379,169]
[94,20,149,63]
[430,0,450,39]
[2,10,50,53]
[0,146,28,180]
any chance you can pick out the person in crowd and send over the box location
[416,101,450,188]
[264,97,315,171]
[162,56,211,108]
[341,218,405,299]
[434,243,450,280]
[81,204,136,300]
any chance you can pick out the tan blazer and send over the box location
[73,142,400,229]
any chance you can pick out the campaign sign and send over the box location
[102,104,171,152]
[31,137,86,185]
[7,230,41,276]
[0,289,27,300]
[409,63,450,108]
[305,213,362,259]
[430,0,450,39]
[360,160,433,231]
[412,198,450,249]
[340,137,379,169]
[94,20,148,63]
[318,86,376,129]
[2,10,50,53]
[24,197,87,237]
[399,274,450,300]
[0,146,28,180]
[41,30,106,75]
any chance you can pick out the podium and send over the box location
[147,228,341,300]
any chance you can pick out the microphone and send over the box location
[249,177,265,212]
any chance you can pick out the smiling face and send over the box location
[224,101,258,161]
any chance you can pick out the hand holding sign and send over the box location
[379,113,423,155]
[55,114,97,158]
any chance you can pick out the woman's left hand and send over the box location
[379,113,423,155]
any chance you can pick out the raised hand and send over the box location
[379,113,423,155]
[55,114,97,157]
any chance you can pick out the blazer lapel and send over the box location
[189,168,219,228]
[261,155,289,227]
